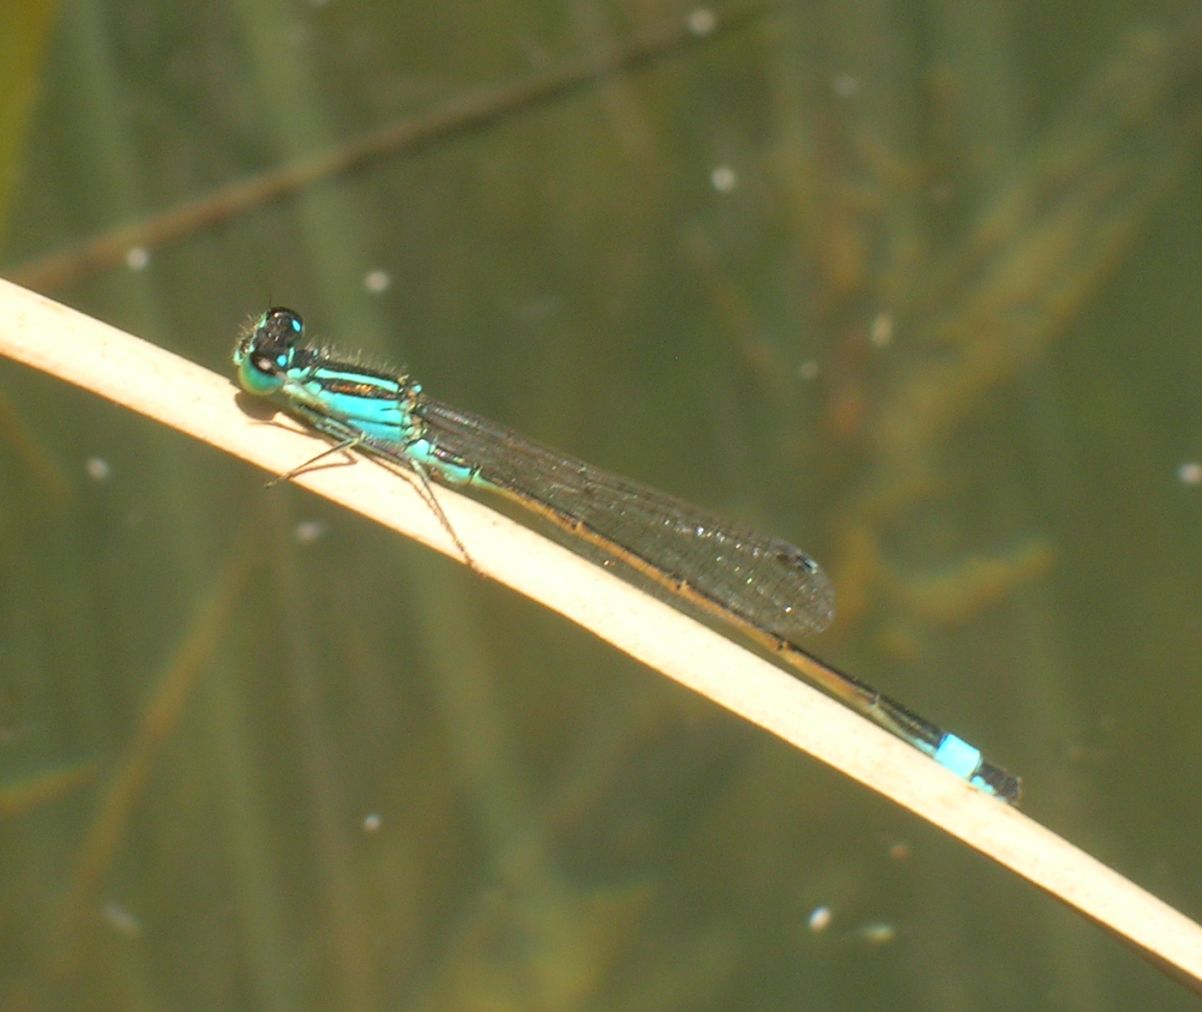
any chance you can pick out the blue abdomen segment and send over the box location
[405,437,478,485]
[932,734,984,782]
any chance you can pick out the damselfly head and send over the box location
[233,307,306,395]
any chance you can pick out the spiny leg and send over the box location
[266,436,363,487]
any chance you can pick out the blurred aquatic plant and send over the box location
[754,11,1202,644]
[5,4,1202,1006]
[0,1,60,245]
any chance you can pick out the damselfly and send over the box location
[234,307,1020,803]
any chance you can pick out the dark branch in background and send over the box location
[7,2,780,292]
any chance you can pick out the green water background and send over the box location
[3,1,1202,1008]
